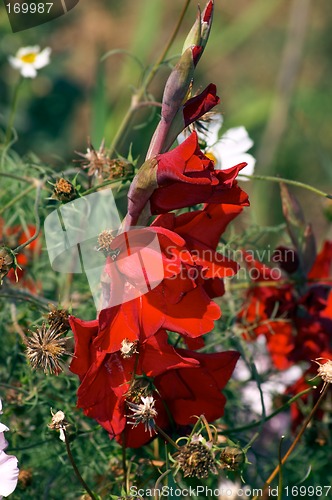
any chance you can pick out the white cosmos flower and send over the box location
[178,113,256,179]
[8,46,51,78]
[0,399,19,499]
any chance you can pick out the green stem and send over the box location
[0,184,35,216]
[81,175,133,196]
[5,77,23,145]
[0,288,53,309]
[155,424,180,450]
[277,436,285,500]
[239,173,332,199]
[252,384,328,500]
[222,386,314,435]
[108,0,192,156]
[0,172,35,184]
[14,181,43,253]
[63,428,98,500]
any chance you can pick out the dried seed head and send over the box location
[120,338,138,358]
[126,396,157,436]
[313,358,332,392]
[52,178,77,202]
[49,409,68,430]
[47,305,70,333]
[26,323,71,375]
[125,378,154,404]
[219,446,245,471]
[175,437,218,479]
[76,140,111,177]
[0,246,15,283]
[108,158,135,180]
[96,229,118,258]
[49,409,69,442]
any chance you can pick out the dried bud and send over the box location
[49,409,69,442]
[108,158,135,180]
[96,229,117,257]
[0,246,16,284]
[125,378,154,404]
[313,358,332,392]
[52,178,77,202]
[47,305,70,334]
[127,396,157,436]
[220,446,245,471]
[76,140,111,177]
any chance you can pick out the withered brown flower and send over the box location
[26,323,71,375]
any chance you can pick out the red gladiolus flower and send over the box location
[183,84,220,128]
[82,224,221,353]
[150,132,249,214]
[152,202,244,298]
[126,132,249,227]
[69,319,240,448]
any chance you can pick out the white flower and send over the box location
[178,113,256,179]
[0,399,19,499]
[8,46,51,78]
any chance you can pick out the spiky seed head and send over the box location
[26,323,71,375]
[126,396,157,436]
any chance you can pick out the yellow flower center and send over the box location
[20,53,37,64]
[205,150,217,165]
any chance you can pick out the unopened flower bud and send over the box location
[220,446,245,471]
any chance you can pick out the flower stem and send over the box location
[0,184,35,216]
[81,175,133,196]
[222,386,314,435]
[14,180,43,253]
[238,173,332,199]
[5,77,23,145]
[0,172,35,184]
[63,428,98,500]
[277,436,285,500]
[155,424,180,450]
[108,0,192,157]
[252,384,329,500]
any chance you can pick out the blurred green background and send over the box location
[1,0,332,237]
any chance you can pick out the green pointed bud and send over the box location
[302,223,317,275]
[280,183,317,276]
[161,46,195,124]
[200,0,214,53]
[280,182,305,246]
[126,158,158,226]
[182,7,201,54]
